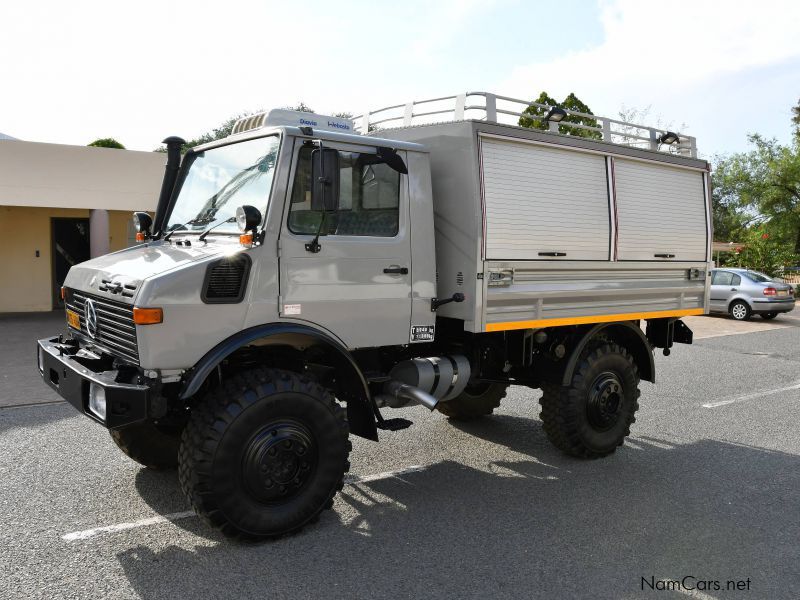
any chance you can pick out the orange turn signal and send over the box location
[135,231,146,243]
[132,307,163,325]
[240,233,253,246]
[60,286,66,300]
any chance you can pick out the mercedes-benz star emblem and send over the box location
[85,299,98,338]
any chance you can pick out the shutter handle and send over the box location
[654,253,675,258]
[538,251,567,257]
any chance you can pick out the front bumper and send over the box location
[37,336,151,429]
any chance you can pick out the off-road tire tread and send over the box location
[178,367,350,540]
[436,383,508,420]
[539,343,640,459]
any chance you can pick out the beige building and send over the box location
[0,137,165,312]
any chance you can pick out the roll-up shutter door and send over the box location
[481,139,610,260]
[614,159,707,261]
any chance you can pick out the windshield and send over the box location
[744,270,772,283]
[166,135,280,235]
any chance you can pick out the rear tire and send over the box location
[760,312,778,320]
[730,300,751,321]
[539,343,640,458]
[178,367,350,540]
[110,421,182,469]
[436,383,508,420]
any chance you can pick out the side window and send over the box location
[713,271,733,286]
[731,274,741,286]
[288,146,400,237]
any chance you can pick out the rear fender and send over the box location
[561,321,655,385]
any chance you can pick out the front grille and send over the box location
[66,291,139,364]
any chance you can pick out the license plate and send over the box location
[66,309,80,329]
[778,290,789,297]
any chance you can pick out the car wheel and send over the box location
[729,300,751,321]
[539,343,640,458]
[435,382,507,420]
[761,312,778,320]
[179,367,350,540]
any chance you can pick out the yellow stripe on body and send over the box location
[485,308,705,332]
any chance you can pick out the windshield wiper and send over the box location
[198,216,237,242]
[163,224,187,242]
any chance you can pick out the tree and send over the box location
[712,132,800,253]
[88,138,125,149]
[518,91,601,139]
[719,227,798,276]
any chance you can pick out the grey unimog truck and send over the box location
[37,93,710,539]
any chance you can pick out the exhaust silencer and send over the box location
[375,355,471,411]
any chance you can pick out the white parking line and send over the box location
[702,381,800,408]
[62,464,429,542]
[62,511,196,542]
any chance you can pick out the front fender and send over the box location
[179,322,377,441]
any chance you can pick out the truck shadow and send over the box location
[122,432,800,600]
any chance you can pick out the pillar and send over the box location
[89,209,110,258]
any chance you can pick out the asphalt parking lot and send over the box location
[1,309,799,599]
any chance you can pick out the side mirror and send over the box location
[132,212,153,242]
[311,148,340,211]
[376,146,408,175]
[236,205,262,233]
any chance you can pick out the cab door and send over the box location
[278,139,412,349]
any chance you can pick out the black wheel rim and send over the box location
[586,371,624,431]
[241,419,318,505]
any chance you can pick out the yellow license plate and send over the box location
[778,290,789,297]
[66,309,80,329]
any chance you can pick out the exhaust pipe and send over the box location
[374,355,471,411]
[376,380,439,411]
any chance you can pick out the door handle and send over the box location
[731,288,737,291]
[383,266,408,275]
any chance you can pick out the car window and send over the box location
[288,146,400,237]
[712,271,733,286]
[744,270,771,283]
[731,274,741,285]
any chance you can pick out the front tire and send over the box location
[730,300,751,321]
[179,367,350,540]
[539,343,640,458]
[436,383,508,420]
[110,421,182,469]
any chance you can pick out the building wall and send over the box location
[0,139,163,211]
[0,206,137,312]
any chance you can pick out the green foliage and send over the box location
[712,130,800,253]
[518,91,558,130]
[518,91,601,139]
[88,138,125,149]
[718,226,799,276]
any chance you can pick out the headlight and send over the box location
[88,383,107,421]
[37,346,44,373]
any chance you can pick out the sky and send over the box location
[1,0,798,158]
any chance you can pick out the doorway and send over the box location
[51,217,90,308]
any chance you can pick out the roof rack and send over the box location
[354,92,697,158]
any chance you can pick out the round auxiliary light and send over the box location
[658,131,680,145]
[236,205,262,232]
